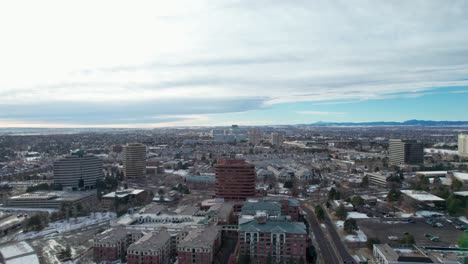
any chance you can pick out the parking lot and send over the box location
[357,216,465,246]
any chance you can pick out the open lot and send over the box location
[357,217,464,246]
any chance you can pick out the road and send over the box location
[301,204,341,264]
[320,205,356,264]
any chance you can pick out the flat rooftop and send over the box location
[401,190,445,202]
[453,172,468,181]
[102,189,145,198]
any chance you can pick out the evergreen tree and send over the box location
[344,218,358,233]
[335,204,348,220]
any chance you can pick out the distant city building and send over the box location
[53,150,103,190]
[215,159,256,201]
[271,132,284,146]
[388,139,423,165]
[248,129,262,145]
[124,143,146,179]
[459,134,468,156]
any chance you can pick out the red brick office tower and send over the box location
[215,159,256,201]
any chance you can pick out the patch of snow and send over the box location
[395,248,415,253]
[345,230,367,242]
[347,212,369,219]
[396,212,413,218]
[14,212,116,241]
[459,216,468,224]
[335,220,344,229]
[415,211,444,217]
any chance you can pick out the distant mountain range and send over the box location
[308,120,468,126]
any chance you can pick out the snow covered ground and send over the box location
[345,230,367,242]
[14,212,116,241]
[347,212,369,219]
[415,211,444,217]
[335,220,344,229]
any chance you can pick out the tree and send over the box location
[284,181,293,189]
[25,214,47,231]
[387,188,401,203]
[60,244,72,259]
[328,187,337,200]
[344,218,358,233]
[367,237,381,250]
[158,188,165,196]
[361,176,369,187]
[239,254,251,264]
[315,205,325,221]
[351,195,364,208]
[452,179,463,192]
[400,233,415,245]
[335,204,348,220]
[459,233,468,248]
[447,194,464,215]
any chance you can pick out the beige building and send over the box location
[271,132,283,146]
[459,134,468,157]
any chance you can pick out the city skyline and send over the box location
[1,1,468,128]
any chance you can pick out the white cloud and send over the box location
[1,0,468,125]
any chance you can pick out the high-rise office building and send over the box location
[248,129,262,145]
[459,134,468,157]
[215,159,256,201]
[388,139,423,165]
[271,132,283,146]
[124,143,146,179]
[53,150,103,190]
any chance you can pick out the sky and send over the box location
[1,0,468,128]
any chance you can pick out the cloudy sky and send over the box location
[1,0,468,128]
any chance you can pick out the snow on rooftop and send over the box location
[347,212,369,219]
[345,230,367,242]
[453,172,468,181]
[454,191,468,197]
[401,190,445,201]
[0,241,34,259]
[5,253,40,264]
[415,171,447,175]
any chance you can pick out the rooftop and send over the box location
[95,226,127,243]
[127,229,171,252]
[0,241,39,264]
[454,191,468,197]
[401,190,445,202]
[453,172,468,181]
[102,189,145,198]
[242,201,281,215]
[239,220,306,235]
[178,225,219,249]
